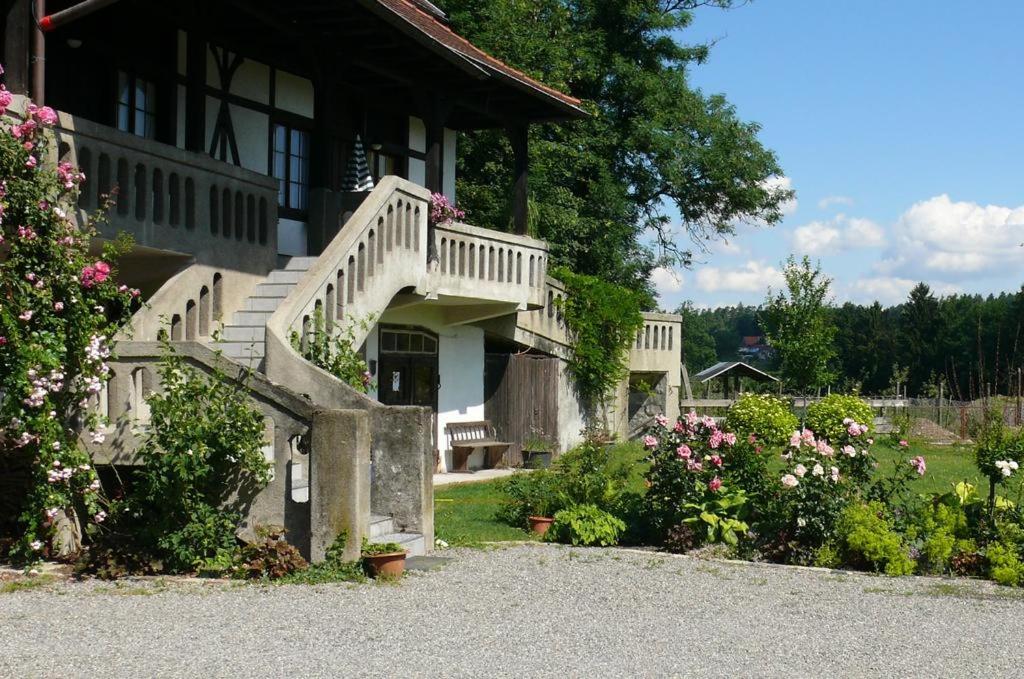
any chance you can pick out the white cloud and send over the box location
[650,266,683,295]
[845,276,961,305]
[818,195,854,210]
[791,214,885,255]
[883,194,1024,278]
[695,260,785,294]
[766,175,798,217]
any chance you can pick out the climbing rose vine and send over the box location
[0,66,137,561]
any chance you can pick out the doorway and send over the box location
[377,326,439,450]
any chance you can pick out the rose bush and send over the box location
[0,71,137,561]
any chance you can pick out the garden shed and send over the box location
[693,361,779,398]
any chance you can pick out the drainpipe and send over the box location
[31,0,45,104]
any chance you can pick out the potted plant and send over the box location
[522,436,555,469]
[521,425,555,469]
[526,482,562,536]
[361,541,407,578]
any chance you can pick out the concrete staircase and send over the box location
[369,514,427,556]
[220,255,428,558]
[221,256,319,368]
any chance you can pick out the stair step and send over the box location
[369,515,394,539]
[267,269,305,284]
[245,297,286,312]
[222,325,266,342]
[232,310,273,326]
[283,256,319,271]
[221,341,266,358]
[370,532,426,557]
[254,283,295,298]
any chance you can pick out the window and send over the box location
[380,328,438,355]
[272,124,310,213]
[116,71,156,139]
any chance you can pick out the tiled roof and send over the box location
[361,0,587,118]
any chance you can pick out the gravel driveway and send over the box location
[2,543,1023,678]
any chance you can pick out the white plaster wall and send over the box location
[229,103,270,174]
[438,324,485,470]
[408,117,426,187]
[556,359,588,453]
[443,128,457,201]
[275,70,315,118]
[278,218,307,256]
[231,60,271,105]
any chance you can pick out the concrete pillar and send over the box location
[309,408,370,563]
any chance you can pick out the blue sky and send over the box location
[651,0,1024,310]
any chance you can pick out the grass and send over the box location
[0,575,55,594]
[434,480,536,547]
[872,440,983,495]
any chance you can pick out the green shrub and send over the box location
[836,502,915,576]
[906,502,967,574]
[545,504,626,546]
[92,339,270,574]
[725,393,798,447]
[496,469,564,527]
[551,439,641,511]
[986,542,1024,587]
[805,394,874,442]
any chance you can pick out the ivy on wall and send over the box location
[551,267,644,417]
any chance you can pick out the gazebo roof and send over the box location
[693,361,779,384]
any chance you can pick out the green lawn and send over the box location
[872,440,983,495]
[434,480,536,547]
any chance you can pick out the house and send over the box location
[1,0,680,560]
[738,335,773,361]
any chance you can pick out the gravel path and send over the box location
[3,543,1023,678]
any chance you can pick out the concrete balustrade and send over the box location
[432,221,548,308]
[50,107,279,273]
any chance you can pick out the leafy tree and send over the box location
[760,256,837,394]
[441,0,793,304]
[898,283,940,395]
[676,301,717,371]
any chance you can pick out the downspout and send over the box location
[31,0,44,103]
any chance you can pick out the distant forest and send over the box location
[679,283,1024,400]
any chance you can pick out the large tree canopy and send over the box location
[441,0,793,305]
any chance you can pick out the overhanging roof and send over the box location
[693,361,780,384]
[361,0,588,121]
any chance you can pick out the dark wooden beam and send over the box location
[3,0,31,94]
[184,28,206,152]
[509,124,529,235]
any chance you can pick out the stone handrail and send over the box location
[50,104,279,272]
[431,221,548,308]
[265,176,430,361]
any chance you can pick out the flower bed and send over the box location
[495,398,1024,588]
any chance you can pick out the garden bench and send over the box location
[445,420,511,473]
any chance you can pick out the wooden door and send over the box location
[484,353,560,466]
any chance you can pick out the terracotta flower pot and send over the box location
[363,551,407,578]
[528,515,554,535]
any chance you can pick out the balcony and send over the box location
[49,105,279,275]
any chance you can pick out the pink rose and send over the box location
[676,444,692,459]
[642,435,658,448]
[710,454,723,468]
[708,476,722,492]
